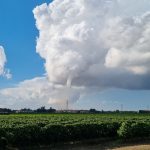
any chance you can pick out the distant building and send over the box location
[15,109,33,113]
[56,109,89,114]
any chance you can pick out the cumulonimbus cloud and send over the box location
[33,0,150,91]
[1,0,149,109]
[1,0,150,109]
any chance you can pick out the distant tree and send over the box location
[0,108,12,113]
[47,107,56,113]
[101,109,104,113]
[35,106,56,113]
[139,110,150,114]
[89,108,97,113]
[116,110,120,113]
[36,106,47,113]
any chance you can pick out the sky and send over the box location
[0,0,150,110]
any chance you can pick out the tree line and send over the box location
[0,106,56,114]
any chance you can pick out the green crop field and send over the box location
[0,113,150,147]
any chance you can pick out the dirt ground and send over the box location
[113,145,150,150]
[17,144,150,150]
[10,138,150,150]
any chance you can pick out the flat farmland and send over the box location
[0,113,150,148]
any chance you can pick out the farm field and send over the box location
[0,113,150,148]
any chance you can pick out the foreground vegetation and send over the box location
[0,113,150,148]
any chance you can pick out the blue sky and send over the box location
[0,0,150,110]
[0,0,51,87]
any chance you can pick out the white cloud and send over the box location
[0,46,11,79]
[0,77,83,109]
[33,0,150,90]
[103,13,150,75]
[0,46,7,76]
[2,0,150,109]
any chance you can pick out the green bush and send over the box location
[0,114,150,146]
[118,121,150,139]
[0,137,8,149]
[42,124,68,143]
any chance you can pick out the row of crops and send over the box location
[0,113,150,146]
